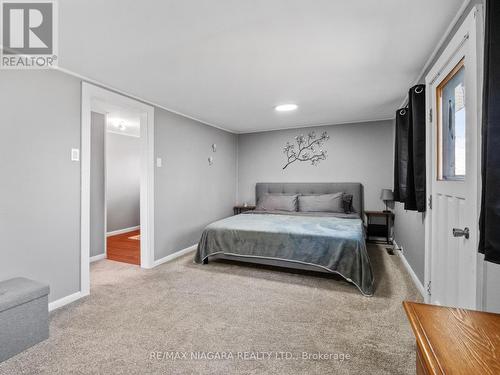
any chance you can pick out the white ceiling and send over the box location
[59,0,464,133]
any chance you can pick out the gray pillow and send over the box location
[298,192,344,213]
[256,194,298,212]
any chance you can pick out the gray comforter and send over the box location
[194,211,374,296]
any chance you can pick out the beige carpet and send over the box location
[0,244,422,375]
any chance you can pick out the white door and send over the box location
[425,9,481,309]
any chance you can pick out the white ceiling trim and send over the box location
[60,64,394,135]
[239,117,395,134]
[55,66,237,134]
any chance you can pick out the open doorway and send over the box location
[91,107,142,265]
[81,83,155,296]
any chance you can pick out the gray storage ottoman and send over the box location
[0,277,50,362]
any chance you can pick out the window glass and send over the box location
[438,63,465,180]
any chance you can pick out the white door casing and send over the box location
[81,83,155,297]
[424,7,482,309]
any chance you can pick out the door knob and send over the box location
[453,227,469,239]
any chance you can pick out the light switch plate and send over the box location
[71,148,80,161]
[156,157,162,167]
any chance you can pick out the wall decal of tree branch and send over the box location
[282,131,329,169]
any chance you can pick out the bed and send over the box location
[194,183,374,296]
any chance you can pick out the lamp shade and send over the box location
[380,189,394,201]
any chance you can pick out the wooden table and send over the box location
[403,301,500,375]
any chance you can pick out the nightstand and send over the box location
[365,211,394,244]
[233,205,256,215]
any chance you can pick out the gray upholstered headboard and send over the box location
[255,182,364,215]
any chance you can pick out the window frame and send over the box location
[436,57,466,181]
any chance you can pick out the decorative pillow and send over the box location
[343,194,354,214]
[298,192,344,213]
[256,194,299,212]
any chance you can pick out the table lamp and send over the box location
[380,189,394,213]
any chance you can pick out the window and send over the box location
[437,59,466,180]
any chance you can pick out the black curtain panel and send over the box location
[409,84,426,212]
[405,95,417,211]
[394,107,409,203]
[393,115,400,201]
[479,0,500,264]
[393,84,426,212]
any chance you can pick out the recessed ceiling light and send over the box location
[275,104,298,112]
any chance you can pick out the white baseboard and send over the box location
[90,253,106,263]
[394,240,426,298]
[153,244,197,267]
[106,225,140,237]
[48,291,84,312]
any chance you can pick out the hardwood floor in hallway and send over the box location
[107,230,140,265]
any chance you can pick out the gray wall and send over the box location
[154,108,237,260]
[90,112,105,257]
[0,70,81,302]
[0,69,237,303]
[106,132,141,232]
[393,207,426,282]
[237,120,394,211]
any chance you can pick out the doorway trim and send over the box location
[423,6,483,307]
[81,82,155,296]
